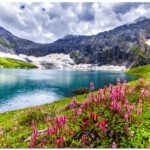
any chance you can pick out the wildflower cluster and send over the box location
[25,79,150,148]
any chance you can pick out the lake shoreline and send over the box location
[0,69,135,113]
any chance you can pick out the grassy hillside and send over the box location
[0,65,149,148]
[128,65,150,76]
[0,57,37,68]
[127,64,150,81]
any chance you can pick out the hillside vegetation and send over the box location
[0,57,37,68]
[127,64,150,77]
[0,64,149,148]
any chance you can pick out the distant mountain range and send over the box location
[0,17,150,68]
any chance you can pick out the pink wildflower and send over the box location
[119,83,122,92]
[77,109,82,115]
[94,114,99,122]
[40,140,45,148]
[90,112,94,120]
[141,88,146,97]
[139,109,142,116]
[55,134,64,147]
[97,122,101,128]
[85,120,90,126]
[127,108,132,116]
[116,101,122,112]
[90,82,94,91]
[111,100,116,111]
[124,80,130,93]
[13,127,17,132]
[68,130,71,136]
[99,89,103,95]
[101,118,107,133]
[112,142,117,148]
[90,112,98,122]
[124,125,129,133]
[96,95,100,104]
[126,84,130,90]
[47,126,52,136]
[136,108,142,116]
[81,122,85,129]
[29,141,35,148]
[55,139,61,148]
[125,99,128,109]
[91,93,95,102]
[117,78,120,85]
[82,135,87,145]
[148,92,150,99]
[53,126,58,135]
[71,97,77,108]
[138,99,142,107]
[124,114,128,122]
[109,84,113,94]
[61,134,64,142]
[55,115,67,128]
[101,95,105,101]
[130,103,134,110]
[129,88,134,95]
[104,86,107,96]
[31,126,38,142]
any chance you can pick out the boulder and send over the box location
[72,88,89,95]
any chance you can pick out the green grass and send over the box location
[127,64,150,74]
[0,94,87,148]
[0,94,86,127]
[0,57,38,69]
[126,64,150,78]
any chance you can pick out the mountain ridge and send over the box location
[0,17,150,68]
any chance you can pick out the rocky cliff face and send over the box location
[0,18,150,68]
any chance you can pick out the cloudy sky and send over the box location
[0,2,150,43]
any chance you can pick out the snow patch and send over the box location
[0,52,25,61]
[0,52,126,71]
[146,39,150,47]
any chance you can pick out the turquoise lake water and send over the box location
[0,69,137,113]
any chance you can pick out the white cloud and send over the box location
[0,2,149,43]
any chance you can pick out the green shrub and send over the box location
[130,46,140,55]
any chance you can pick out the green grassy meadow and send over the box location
[0,57,37,69]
